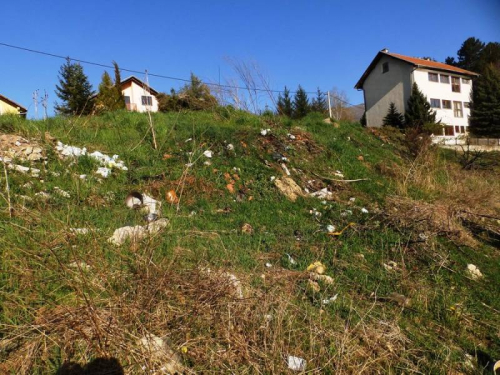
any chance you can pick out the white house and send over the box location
[120,76,159,113]
[355,49,478,139]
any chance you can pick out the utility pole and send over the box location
[33,90,39,119]
[41,90,48,120]
[327,91,332,119]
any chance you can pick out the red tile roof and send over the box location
[387,52,478,76]
[355,50,478,89]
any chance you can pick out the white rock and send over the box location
[361,208,369,214]
[226,143,234,151]
[288,355,307,371]
[203,150,213,158]
[322,294,339,305]
[108,218,169,246]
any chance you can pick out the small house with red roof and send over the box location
[355,49,478,138]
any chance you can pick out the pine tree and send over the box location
[405,83,437,128]
[469,64,500,138]
[311,88,327,114]
[113,61,125,109]
[456,37,485,72]
[95,71,123,112]
[293,85,310,119]
[276,86,293,117]
[178,73,218,110]
[383,102,405,128]
[55,59,94,115]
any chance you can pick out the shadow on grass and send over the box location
[55,357,124,375]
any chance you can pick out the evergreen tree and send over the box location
[113,61,125,109]
[276,86,293,117]
[55,59,94,115]
[456,37,485,71]
[405,83,437,128]
[293,85,310,119]
[383,102,405,128]
[311,88,327,114]
[95,71,123,112]
[469,64,500,138]
[178,73,218,110]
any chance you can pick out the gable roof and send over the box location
[0,94,27,114]
[120,76,159,95]
[355,50,479,89]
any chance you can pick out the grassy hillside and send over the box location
[0,110,499,374]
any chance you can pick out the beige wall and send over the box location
[122,81,159,113]
[363,56,414,127]
[0,99,23,115]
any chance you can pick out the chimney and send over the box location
[381,48,389,53]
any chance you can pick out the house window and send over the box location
[461,126,466,133]
[452,77,461,92]
[455,125,461,133]
[442,100,452,109]
[124,96,130,104]
[462,78,470,84]
[141,96,152,106]
[453,101,463,118]
[464,102,470,108]
[440,74,450,84]
[430,98,441,108]
[428,73,439,82]
[444,125,454,136]
[382,62,389,73]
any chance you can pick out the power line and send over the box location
[0,41,355,106]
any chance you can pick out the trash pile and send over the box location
[0,134,45,162]
[55,141,128,178]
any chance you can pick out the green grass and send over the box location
[0,110,499,373]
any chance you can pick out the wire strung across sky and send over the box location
[0,41,355,107]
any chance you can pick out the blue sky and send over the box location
[1,0,499,117]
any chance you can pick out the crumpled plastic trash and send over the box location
[322,294,338,305]
[260,128,271,136]
[307,261,325,275]
[96,167,111,178]
[203,150,213,158]
[288,355,307,371]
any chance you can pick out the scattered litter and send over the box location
[383,261,399,272]
[56,142,87,157]
[361,207,369,214]
[185,137,193,143]
[0,157,41,177]
[204,160,212,166]
[265,262,272,268]
[270,176,276,182]
[142,193,161,215]
[357,155,364,161]
[309,208,321,217]
[288,133,296,140]
[274,176,303,201]
[108,218,169,246]
[309,272,334,285]
[310,188,334,200]
[166,190,179,204]
[286,253,297,265]
[418,233,428,241]
[334,170,344,178]
[144,213,159,222]
[70,228,90,235]
[307,279,321,293]
[126,191,143,209]
[95,167,111,178]
[340,210,353,217]
[34,191,51,201]
[79,174,87,180]
[203,150,213,158]
[68,261,91,270]
[54,187,70,198]
[326,224,336,233]
[288,355,307,372]
[307,261,325,275]
[185,162,194,168]
[260,128,271,136]
[349,197,356,202]
[322,294,339,305]
[226,143,234,151]
[280,163,291,176]
[241,223,253,234]
[467,264,483,280]
[327,222,355,237]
